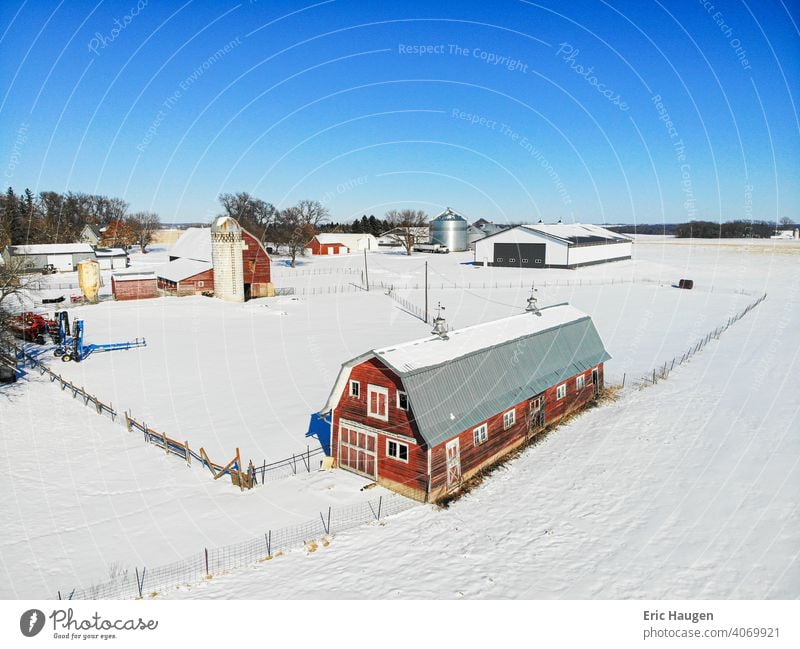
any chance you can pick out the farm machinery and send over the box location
[52,311,146,362]
[9,312,58,344]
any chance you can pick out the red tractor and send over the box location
[9,312,58,344]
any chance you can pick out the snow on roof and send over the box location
[312,233,378,246]
[170,227,212,262]
[7,243,95,255]
[94,247,127,257]
[375,303,590,374]
[519,223,630,245]
[157,258,213,282]
[112,272,156,282]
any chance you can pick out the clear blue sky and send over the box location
[1,0,798,225]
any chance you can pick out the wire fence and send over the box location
[625,292,767,389]
[272,266,361,277]
[58,491,417,600]
[5,345,327,490]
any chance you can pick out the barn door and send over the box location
[445,439,461,490]
[527,394,545,436]
[338,424,377,480]
[592,368,600,397]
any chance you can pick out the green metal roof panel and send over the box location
[398,316,610,448]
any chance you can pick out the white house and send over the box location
[474,223,632,269]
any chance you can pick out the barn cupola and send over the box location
[526,287,542,316]
[431,303,449,340]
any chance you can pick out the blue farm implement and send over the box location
[53,312,146,362]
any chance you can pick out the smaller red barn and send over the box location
[320,303,611,502]
[111,272,158,300]
[157,258,214,296]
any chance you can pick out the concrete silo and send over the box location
[211,216,245,302]
[429,207,469,252]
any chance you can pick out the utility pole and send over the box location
[424,261,428,323]
[364,249,369,291]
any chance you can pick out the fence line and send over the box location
[272,267,361,277]
[626,292,767,389]
[59,491,417,600]
[6,345,326,489]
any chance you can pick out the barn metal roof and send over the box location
[321,303,611,448]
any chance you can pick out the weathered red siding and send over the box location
[158,269,215,295]
[112,277,158,301]
[332,358,428,499]
[242,230,271,297]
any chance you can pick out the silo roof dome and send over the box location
[212,215,242,233]
[432,207,467,222]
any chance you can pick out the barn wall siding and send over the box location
[332,358,428,498]
[112,279,158,300]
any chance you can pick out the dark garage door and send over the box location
[493,243,546,268]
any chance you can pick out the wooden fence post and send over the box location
[185,441,191,465]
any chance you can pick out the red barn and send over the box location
[159,223,272,300]
[306,233,378,255]
[111,272,158,301]
[320,303,611,502]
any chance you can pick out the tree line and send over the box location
[610,218,795,238]
[0,187,161,252]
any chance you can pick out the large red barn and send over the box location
[320,303,611,502]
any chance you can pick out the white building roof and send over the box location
[170,227,212,262]
[94,247,127,257]
[157,258,213,282]
[312,233,378,247]
[374,303,589,373]
[519,223,630,245]
[7,243,95,255]
[112,272,157,282]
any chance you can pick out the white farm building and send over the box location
[474,223,632,269]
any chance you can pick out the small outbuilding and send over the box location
[320,303,611,502]
[307,233,378,255]
[157,258,213,295]
[475,222,632,269]
[2,243,95,272]
[111,272,158,301]
[94,247,129,270]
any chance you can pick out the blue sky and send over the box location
[1,0,798,224]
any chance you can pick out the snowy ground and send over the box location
[0,372,392,599]
[2,237,797,599]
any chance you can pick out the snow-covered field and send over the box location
[1,237,797,599]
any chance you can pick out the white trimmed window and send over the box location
[529,397,542,413]
[197,281,205,287]
[576,375,585,391]
[503,409,516,430]
[386,439,409,462]
[397,391,409,411]
[349,380,360,398]
[367,384,389,421]
[556,383,567,400]
[473,423,488,446]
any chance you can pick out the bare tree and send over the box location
[779,216,793,229]
[273,205,319,267]
[0,256,38,347]
[295,199,330,228]
[385,209,429,255]
[218,192,277,242]
[127,212,161,253]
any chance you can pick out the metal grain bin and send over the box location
[429,207,469,252]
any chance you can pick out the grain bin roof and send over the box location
[321,303,611,447]
[431,207,467,222]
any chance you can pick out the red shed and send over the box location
[111,272,158,301]
[157,258,214,295]
[320,303,611,502]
